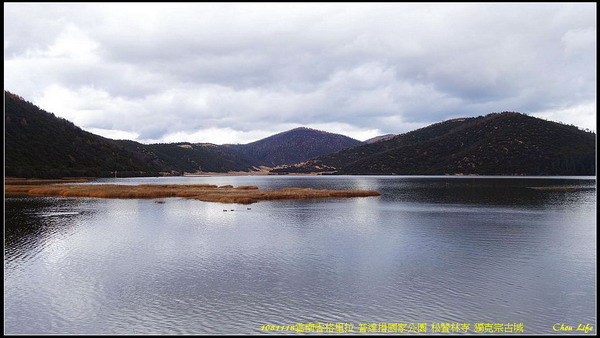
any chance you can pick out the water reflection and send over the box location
[83,175,595,208]
[5,197,94,267]
[4,176,596,334]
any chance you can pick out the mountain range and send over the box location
[275,113,596,175]
[4,91,596,178]
[4,92,361,177]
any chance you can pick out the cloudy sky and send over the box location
[4,3,596,144]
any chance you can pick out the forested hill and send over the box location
[276,112,596,176]
[4,92,362,177]
[5,92,159,178]
[235,127,363,166]
[6,91,595,178]
[4,92,264,177]
[115,141,261,173]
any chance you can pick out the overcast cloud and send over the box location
[4,3,596,144]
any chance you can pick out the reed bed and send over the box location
[5,184,380,204]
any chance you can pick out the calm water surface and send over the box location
[4,176,596,334]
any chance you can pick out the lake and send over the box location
[4,176,596,334]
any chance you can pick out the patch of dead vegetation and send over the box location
[5,184,380,204]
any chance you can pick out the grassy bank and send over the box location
[5,184,381,204]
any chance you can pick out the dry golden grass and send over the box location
[5,184,381,204]
[235,185,259,190]
[5,177,89,185]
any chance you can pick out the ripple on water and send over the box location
[4,177,596,334]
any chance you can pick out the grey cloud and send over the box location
[4,3,596,143]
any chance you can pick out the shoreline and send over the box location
[5,177,91,185]
[6,174,596,182]
[182,171,324,177]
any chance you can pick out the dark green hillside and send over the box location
[7,90,593,178]
[117,141,261,173]
[279,112,596,175]
[294,117,478,171]
[4,91,363,178]
[5,91,159,178]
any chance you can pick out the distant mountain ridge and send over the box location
[275,112,596,176]
[234,127,362,166]
[6,91,595,177]
[4,92,362,177]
